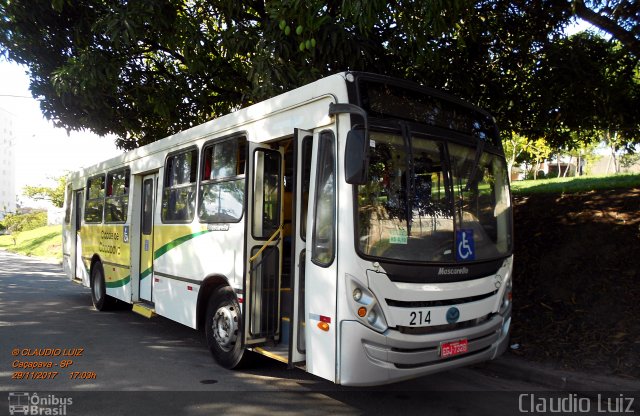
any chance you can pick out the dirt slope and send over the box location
[509,188,640,379]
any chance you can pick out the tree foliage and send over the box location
[527,138,555,180]
[570,0,640,57]
[503,132,531,178]
[0,0,638,150]
[23,176,67,208]
[529,32,640,149]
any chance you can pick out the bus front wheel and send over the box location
[205,287,244,369]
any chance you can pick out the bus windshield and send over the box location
[356,130,512,263]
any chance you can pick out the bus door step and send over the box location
[132,302,156,318]
[253,345,289,364]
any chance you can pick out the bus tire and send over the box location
[205,286,244,369]
[90,261,113,311]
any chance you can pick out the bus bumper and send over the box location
[338,312,511,386]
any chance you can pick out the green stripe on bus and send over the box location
[140,267,152,280]
[153,230,211,260]
[105,275,131,288]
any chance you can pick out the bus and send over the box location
[62,72,513,386]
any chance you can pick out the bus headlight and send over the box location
[347,274,388,333]
[498,256,513,315]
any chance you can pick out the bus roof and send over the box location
[67,72,351,182]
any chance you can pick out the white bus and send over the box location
[62,72,513,386]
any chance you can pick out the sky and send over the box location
[0,59,122,208]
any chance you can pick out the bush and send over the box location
[524,170,547,180]
[0,211,48,234]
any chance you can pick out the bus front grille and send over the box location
[386,290,497,308]
[361,314,503,369]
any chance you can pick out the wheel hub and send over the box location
[212,305,238,352]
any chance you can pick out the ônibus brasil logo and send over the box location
[8,392,72,415]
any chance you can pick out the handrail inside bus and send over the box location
[248,223,284,263]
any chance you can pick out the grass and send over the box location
[0,225,62,261]
[510,173,640,195]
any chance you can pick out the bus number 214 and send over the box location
[409,310,431,326]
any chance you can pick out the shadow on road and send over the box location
[2,251,590,415]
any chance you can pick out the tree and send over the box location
[620,150,640,170]
[567,132,601,176]
[528,32,640,151]
[527,138,554,180]
[502,132,530,179]
[22,176,67,208]
[0,0,394,149]
[0,1,638,151]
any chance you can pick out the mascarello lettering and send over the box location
[438,267,469,276]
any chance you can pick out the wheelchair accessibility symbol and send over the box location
[456,229,475,261]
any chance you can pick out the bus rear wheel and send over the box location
[90,261,114,311]
[205,286,245,369]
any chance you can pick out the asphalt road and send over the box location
[0,250,599,415]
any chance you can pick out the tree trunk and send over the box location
[507,155,515,183]
[577,152,582,176]
[611,132,619,173]
[507,133,514,181]
[572,0,640,59]
[604,130,612,174]
[563,155,572,177]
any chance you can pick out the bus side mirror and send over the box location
[345,129,369,185]
[328,102,369,185]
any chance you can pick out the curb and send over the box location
[478,354,640,393]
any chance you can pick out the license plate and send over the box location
[440,339,468,358]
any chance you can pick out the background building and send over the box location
[0,107,16,219]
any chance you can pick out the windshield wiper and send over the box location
[463,135,486,192]
[400,122,413,236]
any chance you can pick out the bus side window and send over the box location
[162,148,198,223]
[198,137,246,223]
[64,184,72,224]
[84,174,105,223]
[252,149,281,239]
[311,131,336,267]
[299,136,312,241]
[105,168,130,223]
